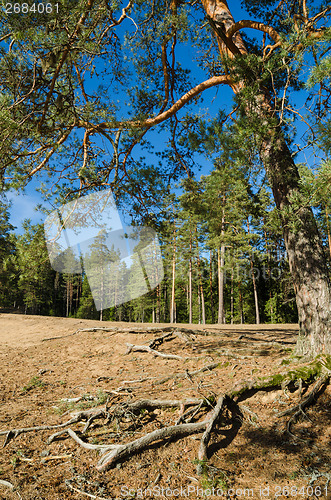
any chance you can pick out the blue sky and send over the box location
[4,1,323,233]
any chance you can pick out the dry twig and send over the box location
[125,342,184,360]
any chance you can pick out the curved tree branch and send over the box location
[226,20,280,43]
[84,75,232,131]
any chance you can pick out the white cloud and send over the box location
[6,192,45,232]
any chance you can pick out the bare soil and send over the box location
[0,313,330,500]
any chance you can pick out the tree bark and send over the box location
[189,235,193,324]
[247,218,260,325]
[170,217,176,324]
[209,249,215,323]
[217,246,225,323]
[195,227,206,324]
[325,205,331,260]
[201,0,331,355]
[218,208,225,323]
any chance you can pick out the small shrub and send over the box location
[21,376,45,393]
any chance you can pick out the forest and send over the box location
[0,0,331,355]
[1,2,331,497]
[1,167,327,326]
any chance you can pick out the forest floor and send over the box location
[0,313,330,500]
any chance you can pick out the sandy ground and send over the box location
[0,313,330,500]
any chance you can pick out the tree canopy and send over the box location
[1,0,331,354]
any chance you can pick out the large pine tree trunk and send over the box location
[325,205,331,260]
[260,124,331,355]
[201,0,331,356]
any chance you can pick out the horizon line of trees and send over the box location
[1,160,330,324]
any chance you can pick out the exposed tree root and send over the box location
[1,356,329,478]
[42,325,207,343]
[155,362,220,385]
[42,327,120,342]
[125,328,198,360]
[197,396,225,465]
[276,372,330,440]
[0,408,107,446]
[96,420,209,471]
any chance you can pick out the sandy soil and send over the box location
[0,313,330,500]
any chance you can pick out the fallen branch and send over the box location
[1,408,106,446]
[65,480,113,500]
[125,343,184,360]
[0,479,14,490]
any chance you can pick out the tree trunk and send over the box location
[230,266,234,324]
[217,247,224,324]
[238,279,244,324]
[209,249,215,323]
[247,218,260,325]
[170,218,176,324]
[189,235,193,324]
[66,277,70,318]
[156,284,161,323]
[218,209,225,324]
[263,223,274,322]
[195,229,206,325]
[325,205,331,260]
[201,0,331,355]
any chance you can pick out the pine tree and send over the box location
[15,221,55,314]
[1,0,331,353]
[0,198,18,308]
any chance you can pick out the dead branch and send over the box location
[65,479,113,500]
[125,342,184,360]
[1,408,106,446]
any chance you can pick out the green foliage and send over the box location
[21,376,45,393]
[1,0,331,334]
[15,221,55,314]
